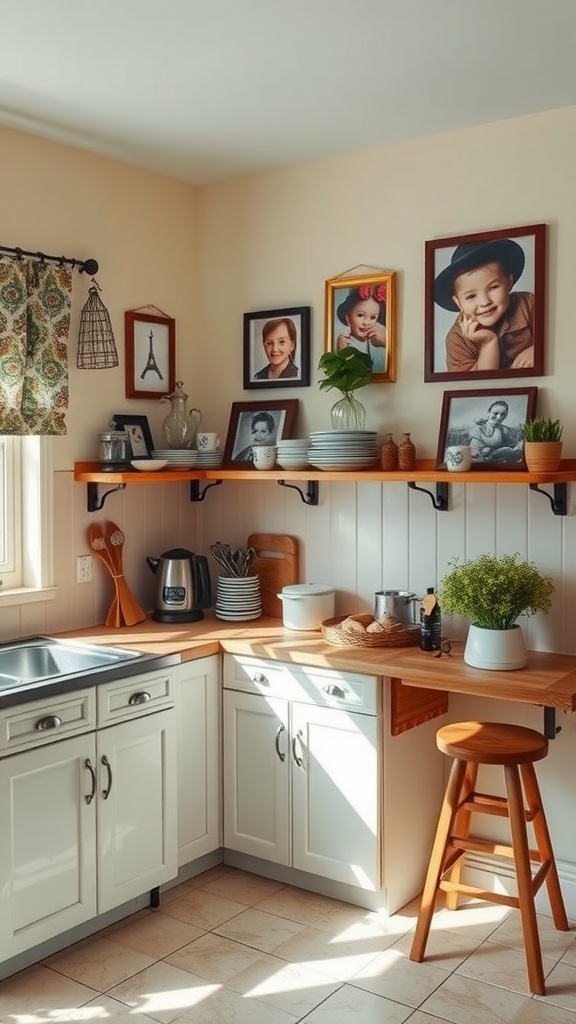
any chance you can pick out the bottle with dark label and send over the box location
[420,587,442,651]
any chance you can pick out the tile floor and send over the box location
[1,865,576,1023]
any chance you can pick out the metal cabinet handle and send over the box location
[35,714,62,731]
[101,754,113,799]
[292,729,304,768]
[128,691,151,705]
[251,672,269,685]
[85,758,96,804]
[323,683,346,699]
[275,724,286,762]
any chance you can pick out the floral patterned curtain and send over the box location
[0,257,72,434]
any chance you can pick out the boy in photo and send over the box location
[434,238,533,373]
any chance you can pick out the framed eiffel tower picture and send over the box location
[125,310,175,398]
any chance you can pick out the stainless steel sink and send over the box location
[0,636,141,690]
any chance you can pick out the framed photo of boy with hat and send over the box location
[325,270,397,382]
[424,223,546,382]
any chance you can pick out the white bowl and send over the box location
[130,460,167,472]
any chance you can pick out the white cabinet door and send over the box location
[223,689,290,864]
[175,657,220,866]
[0,734,97,959]
[291,702,381,890]
[97,708,177,913]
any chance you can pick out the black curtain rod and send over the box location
[0,244,98,276]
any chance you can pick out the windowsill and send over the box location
[0,586,57,608]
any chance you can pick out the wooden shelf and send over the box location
[74,459,576,485]
[74,460,576,514]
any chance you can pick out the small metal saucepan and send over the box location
[374,589,419,625]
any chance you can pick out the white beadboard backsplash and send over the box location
[3,471,572,657]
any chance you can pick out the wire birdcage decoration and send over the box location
[77,283,118,369]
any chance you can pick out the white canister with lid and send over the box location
[277,583,336,631]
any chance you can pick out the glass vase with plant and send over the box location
[318,348,373,429]
[439,552,555,670]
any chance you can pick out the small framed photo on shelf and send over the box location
[424,223,546,382]
[112,414,155,459]
[324,270,396,382]
[243,306,311,389]
[435,387,538,471]
[124,310,175,399]
[223,399,299,466]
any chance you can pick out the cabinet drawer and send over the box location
[223,655,380,715]
[97,669,175,726]
[0,688,96,756]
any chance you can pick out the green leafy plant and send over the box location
[318,348,373,399]
[439,552,554,630]
[520,417,563,442]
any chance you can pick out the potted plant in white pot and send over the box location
[318,347,373,429]
[521,417,563,473]
[439,553,554,670]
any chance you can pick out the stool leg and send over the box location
[445,761,478,911]
[505,764,545,996]
[410,757,467,963]
[520,762,569,931]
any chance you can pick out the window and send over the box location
[0,436,55,606]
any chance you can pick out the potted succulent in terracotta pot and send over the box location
[521,417,563,472]
[439,552,555,670]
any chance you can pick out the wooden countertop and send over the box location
[57,614,576,713]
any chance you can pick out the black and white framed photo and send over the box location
[243,306,310,389]
[223,399,299,465]
[112,414,155,459]
[435,387,538,470]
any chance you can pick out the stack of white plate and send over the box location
[276,437,310,470]
[152,449,199,469]
[196,451,224,468]
[308,430,379,471]
[215,575,262,621]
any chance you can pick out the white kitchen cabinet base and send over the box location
[176,657,221,867]
[224,851,395,914]
[223,655,445,916]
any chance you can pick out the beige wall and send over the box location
[0,123,199,468]
[196,105,576,445]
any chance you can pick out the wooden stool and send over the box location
[409,721,569,995]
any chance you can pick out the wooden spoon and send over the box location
[105,522,146,627]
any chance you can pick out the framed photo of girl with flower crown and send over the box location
[324,270,397,382]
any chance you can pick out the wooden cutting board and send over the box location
[247,533,300,617]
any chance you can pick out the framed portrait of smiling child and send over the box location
[424,223,546,383]
[324,270,397,383]
[243,306,310,390]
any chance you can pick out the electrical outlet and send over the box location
[76,555,92,584]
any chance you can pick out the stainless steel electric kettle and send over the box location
[146,548,212,623]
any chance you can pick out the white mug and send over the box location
[253,445,277,470]
[197,432,220,452]
[445,445,472,472]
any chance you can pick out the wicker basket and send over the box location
[321,614,421,648]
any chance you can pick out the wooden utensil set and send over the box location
[88,521,146,627]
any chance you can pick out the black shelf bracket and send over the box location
[190,479,223,502]
[87,482,126,513]
[408,481,449,512]
[543,706,562,739]
[529,482,567,516]
[278,479,319,506]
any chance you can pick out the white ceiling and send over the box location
[2,0,576,185]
